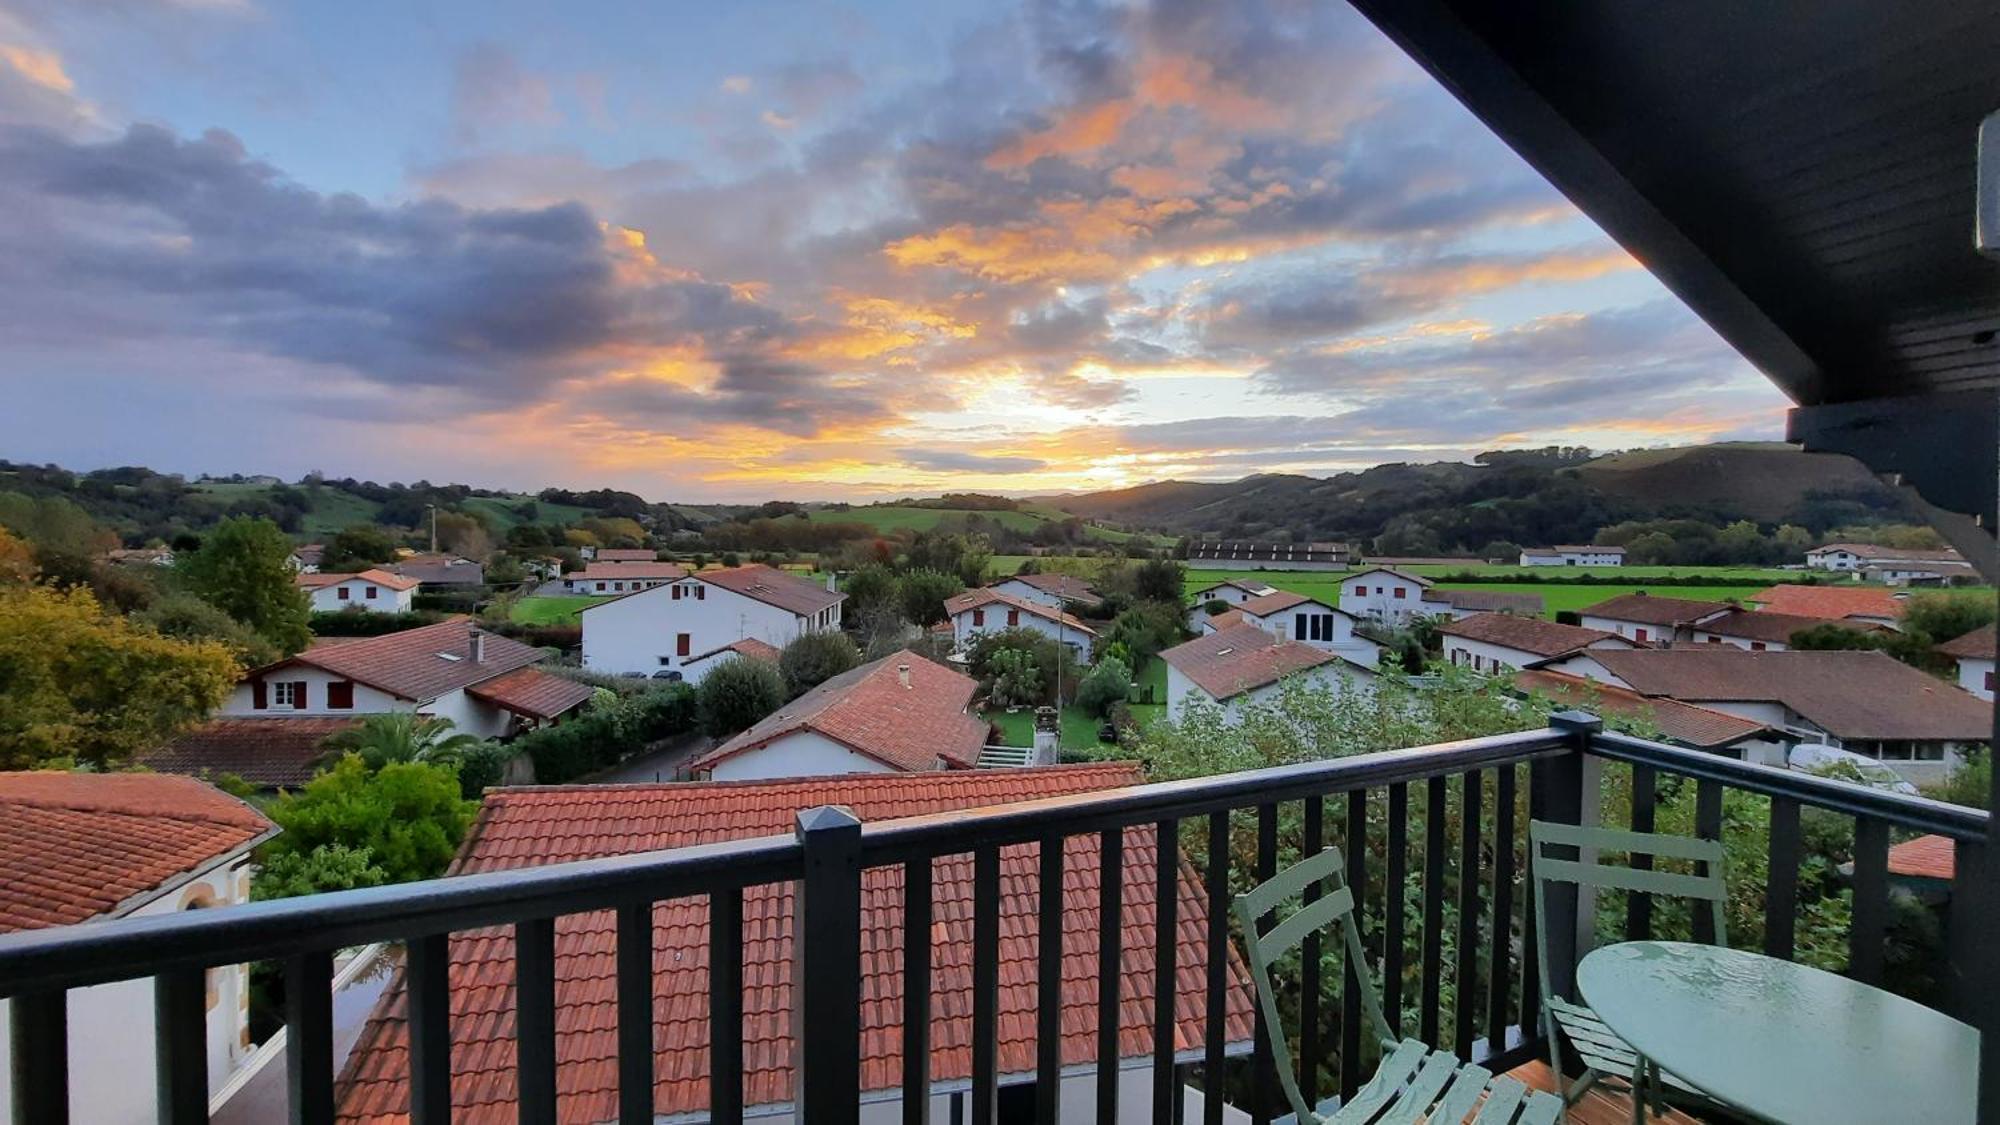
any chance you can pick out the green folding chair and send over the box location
[1235,846,1562,1125]
[1527,820,1728,1122]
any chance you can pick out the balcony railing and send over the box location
[1,713,1990,1124]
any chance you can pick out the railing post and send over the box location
[794,805,863,1125]
[1535,712,1601,1007]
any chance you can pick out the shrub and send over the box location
[514,683,698,784]
[252,842,388,900]
[259,756,473,885]
[1075,656,1132,718]
[697,657,789,737]
[779,631,861,697]
[309,609,448,636]
[969,627,1079,705]
[1103,602,1184,665]
[1202,598,1228,617]
[454,742,514,797]
[988,648,1042,708]
[897,568,962,626]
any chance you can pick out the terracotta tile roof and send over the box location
[1693,608,1882,646]
[139,716,361,788]
[1510,670,1772,750]
[995,572,1103,602]
[464,667,596,722]
[1747,584,1907,622]
[1191,578,1277,598]
[271,620,547,702]
[699,564,845,615]
[1160,624,1364,701]
[296,568,423,592]
[388,556,484,585]
[1577,593,1732,626]
[1204,609,1249,631]
[1586,649,1992,741]
[0,772,274,933]
[1237,589,1347,619]
[1810,544,1965,562]
[1887,835,1955,881]
[594,548,659,562]
[694,650,987,773]
[332,764,1255,1122]
[1438,613,1631,659]
[1421,588,1546,615]
[1937,623,1997,660]
[568,561,688,582]
[943,587,1098,635]
[686,637,782,665]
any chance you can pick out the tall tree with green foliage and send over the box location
[259,755,474,885]
[0,584,240,768]
[697,656,789,737]
[136,591,281,667]
[778,631,861,697]
[897,568,962,626]
[321,713,486,771]
[1131,557,1187,604]
[179,516,312,655]
[1074,656,1132,717]
[319,524,401,571]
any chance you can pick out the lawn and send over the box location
[1127,655,1168,733]
[1429,581,1775,616]
[983,707,1035,748]
[511,595,613,626]
[1176,567,1791,620]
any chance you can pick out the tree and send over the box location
[969,627,1077,705]
[1900,593,1995,647]
[259,755,474,885]
[179,516,312,655]
[251,843,389,900]
[843,563,898,617]
[1773,524,1813,558]
[432,511,493,558]
[697,656,788,737]
[321,713,486,772]
[319,524,400,571]
[988,648,1043,708]
[1075,656,1132,718]
[0,584,239,769]
[897,568,962,626]
[136,591,281,667]
[0,526,33,583]
[1132,557,1187,605]
[1103,601,1186,665]
[779,631,861,697]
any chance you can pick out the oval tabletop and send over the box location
[1577,941,1977,1124]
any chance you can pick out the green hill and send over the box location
[807,504,1154,544]
[1570,442,1893,523]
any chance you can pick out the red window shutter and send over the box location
[672,585,681,600]
[1352,585,1363,596]
[677,633,691,656]
[1007,609,1019,626]
[1394,587,1406,599]
[327,681,354,710]
[1635,628,1648,643]
[366,586,378,599]
[972,609,984,626]
[697,587,705,600]
[336,587,349,600]
[292,681,309,709]
[252,680,267,709]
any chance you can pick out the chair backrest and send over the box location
[1233,846,1396,1123]
[1527,819,1729,1006]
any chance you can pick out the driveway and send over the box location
[582,731,714,783]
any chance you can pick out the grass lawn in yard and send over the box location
[1127,656,1169,733]
[982,708,1034,748]
[511,595,613,626]
[1430,581,1778,616]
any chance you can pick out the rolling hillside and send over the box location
[807,503,1155,544]
[1570,443,1895,523]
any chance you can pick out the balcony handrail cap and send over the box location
[1549,709,1605,734]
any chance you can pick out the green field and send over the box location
[510,595,613,626]
[1176,567,1784,620]
[1430,582,1774,616]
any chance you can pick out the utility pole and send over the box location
[427,504,437,553]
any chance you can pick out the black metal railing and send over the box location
[1,717,1989,1124]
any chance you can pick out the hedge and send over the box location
[309,610,449,636]
[514,684,698,784]
[489,622,582,649]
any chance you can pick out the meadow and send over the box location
[510,595,614,626]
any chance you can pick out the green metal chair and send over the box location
[1527,820,1728,1122]
[1235,846,1563,1125]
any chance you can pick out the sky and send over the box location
[0,0,1792,502]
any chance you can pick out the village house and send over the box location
[294,568,419,614]
[286,544,324,573]
[985,571,1103,612]
[943,587,1095,661]
[1511,669,1785,763]
[1436,613,1638,676]
[0,772,275,1125]
[690,652,987,781]
[676,637,781,684]
[1231,589,1381,666]
[1189,577,1278,607]
[1336,566,1433,625]
[103,546,174,567]
[219,618,593,739]
[1747,583,1908,628]
[562,560,688,594]
[592,547,659,563]
[1575,592,1733,645]
[1939,623,1997,702]
[333,764,1255,1124]
[1160,623,1377,723]
[1185,539,1348,570]
[1417,587,1546,620]
[1687,607,1882,651]
[1519,545,1626,567]
[387,553,484,586]
[1538,648,1991,785]
[580,564,845,682]
[1805,542,1966,573]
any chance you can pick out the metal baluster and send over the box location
[1203,812,1229,1125]
[1299,797,1323,1104]
[1454,770,1482,1060]
[904,861,933,1125]
[1850,819,1890,985]
[11,989,69,1125]
[285,951,334,1125]
[1100,828,1125,1124]
[1486,765,1516,1058]
[794,806,863,1125]
[1692,779,1724,946]
[618,904,657,1125]
[1152,818,1181,1125]
[1765,798,1801,960]
[973,846,1002,1125]
[1384,783,1408,1036]
[407,933,453,1125]
[1420,776,1446,1047]
[1340,789,1366,1101]
[1037,838,1064,1125]
[1627,764,1657,940]
[1251,804,1277,1125]
[156,968,208,1125]
[709,893,744,1125]
[516,917,558,1124]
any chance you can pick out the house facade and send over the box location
[1805,543,1966,574]
[986,572,1102,611]
[562,561,688,595]
[1686,608,1871,652]
[942,587,1095,661]
[1336,566,1433,625]
[1160,624,1376,723]
[0,772,275,1125]
[1417,588,1545,620]
[1232,590,1381,666]
[1519,545,1626,567]
[1575,593,1732,645]
[219,620,592,739]
[295,569,418,614]
[580,564,845,682]
[1437,613,1636,676]
[1940,624,1997,702]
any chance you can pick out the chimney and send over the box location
[826,571,838,592]
[898,663,911,689]
[469,631,485,663]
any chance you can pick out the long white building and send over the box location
[581,564,845,682]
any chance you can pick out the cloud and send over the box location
[451,44,559,143]
[896,448,1049,473]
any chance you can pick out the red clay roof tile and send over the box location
[464,667,596,722]
[693,650,987,773]
[1159,624,1359,700]
[1747,584,1907,622]
[138,716,361,788]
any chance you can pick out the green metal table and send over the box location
[1577,940,1977,1124]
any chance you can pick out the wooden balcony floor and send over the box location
[1505,1061,1706,1125]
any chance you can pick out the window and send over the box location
[326,681,353,710]
[336,586,350,600]
[1393,587,1406,599]
[673,585,682,600]
[272,681,305,709]
[1706,635,1722,644]
[1295,612,1307,639]
[1351,584,1365,597]
[365,585,379,599]
[1007,609,1020,626]
[1986,671,1994,691]
[596,582,607,592]
[1751,641,1767,651]
[658,656,673,667]
[972,608,985,626]
[676,633,691,657]
[1634,628,1648,643]
[696,586,705,600]
[613,582,624,592]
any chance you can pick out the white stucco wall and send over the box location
[1520,549,1624,567]
[220,667,408,716]
[1957,657,1995,702]
[421,685,519,740]
[306,579,413,613]
[1577,614,1675,645]
[1686,628,1786,652]
[1806,549,1861,571]
[0,858,257,1125]
[706,729,909,782]
[987,578,1087,611]
[1165,662,1373,723]
[583,579,824,680]
[1439,636,1540,675]
[950,605,1092,661]
[1336,571,1426,625]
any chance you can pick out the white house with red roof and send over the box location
[218,619,592,739]
[691,651,988,781]
[1160,624,1377,722]
[0,772,276,1125]
[332,764,1255,1124]
[1336,566,1433,625]
[943,587,1096,661]
[986,571,1103,611]
[294,568,419,613]
[580,564,845,682]
[561,560,687,594]
[1231,589,1381,666]
[1939,624,1996,702]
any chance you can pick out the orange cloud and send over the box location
[1,45,72,93]
[883,223,1121,285]
[985,98,1136,170]
[1135,53,1284,130]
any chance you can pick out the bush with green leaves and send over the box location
[897,567,963,626]
[842,563,897,617]
[968,627,1079,705]
[697,656,789,737]
[137,591,281,667]
[1131,557,1186,604]
[453,742,514,797]
[779,630,861,697]
[251,842,389,900]
[1102,601,1185,665]
[322,712,484,772]
[512,683,698,783]
[177,516,312,655]
[1074,656,1132,718]
[308,609,449,636]
[987,647,1042,708]
[259,755,474,886]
